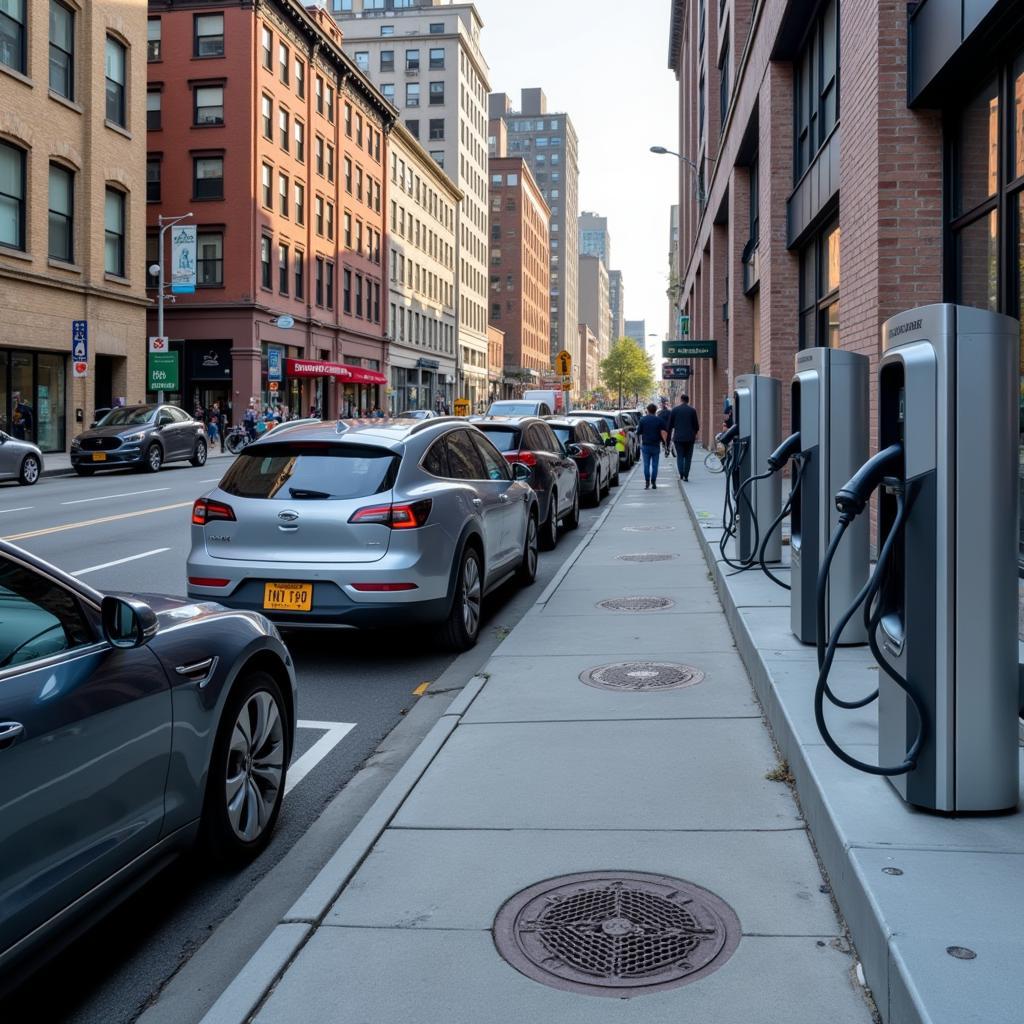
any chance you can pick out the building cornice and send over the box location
[668,0,687,74]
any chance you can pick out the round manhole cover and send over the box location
[616,552,679,563]
[597,596,675,612]
[493,871,741,997]
[581,662,704,692]
[623,524,675,533]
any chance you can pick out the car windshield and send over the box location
[476,427,521,452]
[96,407,155,427]
[488,402,537,416]
[219,443,398,500]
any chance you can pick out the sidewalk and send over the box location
[201,467,874,1024]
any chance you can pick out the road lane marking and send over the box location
[62,487,170,506]
[287,720,357,795]
[2,501,193,541]
[71,548,171,576]
[413,681,430,696]
[0,506,33,513]
[200,477,221,482]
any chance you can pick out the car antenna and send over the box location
[336,417,349,434]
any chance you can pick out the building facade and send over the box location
[609,269,625,342]
[624,319,646,347]
[577,322,599,397]
[334,0,492,411]
[578,210,611,268]
[489,89,580,371]
[578,254,610,364]
[386,122,460,414]
[487,156,551,378]
[1,0,148,451]
[146,1,393,423]
[487,322,504,400]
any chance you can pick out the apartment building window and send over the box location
[261,26,272,70]
[105,37,127,127]
[294,120,304,161]
[295,59,305,98]
[0,0,25,74]
[194,156,223,199]
[195,84,223,125]
[262,95,273,138]
[355,220,362,254]
[48,163,73,262]
[795,0,839,180]
[279,109,290,152]
[197,232,223,285]
[145,18,164,64]
[261,236,272,288]
[316,76,323,115]
[50,1,75,100]
[719,41,730,128]
[315,257,324,305]
[344,156,352,192]
[326,261,334,308]
[334,0,353,10]
[407,82,420,107]
[429,118,445,141]
[103,187,125,277]
[279,173,288,216]
[146,157,161,202]
[429,48,444,70]
[343,269,351,313]
[404,120,420,139]
[355,274,363,317]
[429,22,444,33]
[279,42,289,84]
[798,218,840,348]
[326,201,334,241]
[381,83,395,102]
[278,243,288,294]
[147,90,161,130]
[381,50,394,71]
[294,251,304,299]
[315,136,324,175]
[327,144,335,182]
[356,167,363,202]
[429,82,444,105]
[326,85,334,123]
[405,49,420,72]
[295,181,304,225]
[430,150,444,168]
[356,113,363,147]
[345,103,352,136]
[262,164,272,207]
[315,195,324,234]
[194,13,223,58]
[354,51,369,72]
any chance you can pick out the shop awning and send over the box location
[284,359,387,385]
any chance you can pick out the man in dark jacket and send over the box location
[667,394,700,482]
[635,403,668,489]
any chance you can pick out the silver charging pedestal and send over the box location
[791,349,870,645]
[877,303,1019,812]
[734,374,782,563]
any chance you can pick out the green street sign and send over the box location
[679,314,690,337]
[662,340,717,359]
[148,351,179,391]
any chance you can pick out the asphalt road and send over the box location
[0,455,608,1023]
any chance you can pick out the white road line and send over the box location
[62,487,170,506]
[71,547,171,576]
[200,477,221,482]
[286,720,357,795]
[0,506,33,513]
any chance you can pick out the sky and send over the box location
[477,0,679,360]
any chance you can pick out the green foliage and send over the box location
[599,337,656,405]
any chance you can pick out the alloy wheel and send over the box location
[21,456,39,485]
[462,553,482,637]
[147,445,162,472]
[526,516,538,576]
[224,690,285,843]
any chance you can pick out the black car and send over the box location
[71,404,209,475]
[472,417,580,550]
[545,417,617,506]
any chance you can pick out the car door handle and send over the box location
[498,494,509,503]
[0,722,24,750]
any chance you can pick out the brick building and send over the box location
[146,1,393,423]
[487,157,551,380]
[0,0,148,452]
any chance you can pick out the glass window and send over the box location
[429,81,444,105]
[295,58,305,98]
[104,36,126,127]
[48,163,73,262]
[147,89,161,130]
[49,1,75,100]
[195,84,223,125]
[295,181,304,225]
[195,12,223,57]
[445,430,487,479]
[103,187,125,276]
[278,243,288,293]
[407,82,420,106]
[956,210,999,312]
[381,83,395,101]
[799,219,840,348]
[955,78,999,217]
[0,0,25,74]
[470,431,512,480]
[147,17,160,61]
[197,231,223,285]
[261,25,272,69]
[794,0,839,180]
[262,163,272,207]
[279,107,289,150]
[326,261,334,308]
[406,48,419,71]
[429,118,444,140]
[354,51,369,71]
[294,250,304,299]
[260,236,271,288]
[147,157,160,202]
[193,156,223,199]
[429,47,444,70]
[295,120,304,161]
[381,49,394,71]
[429,22,444,34]
[279,41,288,83]
[262,94,273,138]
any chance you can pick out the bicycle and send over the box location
[225,425,253,455]
[704,442,727,473]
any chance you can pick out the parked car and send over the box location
[0,432,43,486]
[485,400,555,417]
[187,419,540,650]
[472,416,580,550]
[71,404,209,475]
[574,412,632,472]
[90,407,111,427]
[402,409,437,420]
[613,410,641,462]
[545,417,617,506]
[0,539,296,982]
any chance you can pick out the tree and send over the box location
[599,337,655,407]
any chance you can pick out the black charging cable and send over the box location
[757,452,807,590]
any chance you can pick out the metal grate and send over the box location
[580,662,704,692]
[597,596,675,612]
[616,553,678,562]
[493,871,740,997]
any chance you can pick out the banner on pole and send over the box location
[171,226,197,294]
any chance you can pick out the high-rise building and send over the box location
[577,323,599,397]
[579,255,610,363]
[578,211,611,269]
[333,1,492,410]
[625,320,647,347]
[609,270,625,342]
[488,89,579,371]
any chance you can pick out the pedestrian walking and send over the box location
[666,393,700,482]
[635,403,668,489]
[243,401,259,442]
[657,398,672,456]
[207,403,221,449]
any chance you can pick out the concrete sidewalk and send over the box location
[201,468,874,1024]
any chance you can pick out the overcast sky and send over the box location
[478,0,679,359]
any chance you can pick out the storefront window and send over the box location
[0,350,66,451]
[798,218,840,348]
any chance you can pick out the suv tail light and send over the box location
[503,450,537,467]
[349,499,432,529]
[192,498,236,526]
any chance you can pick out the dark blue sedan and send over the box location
[0,540,296,981]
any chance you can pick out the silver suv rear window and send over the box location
[475,427,520,452]
[219,443,398,500]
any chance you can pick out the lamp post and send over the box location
[650,145,705,206]
[148,212,193,404]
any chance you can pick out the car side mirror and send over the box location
[102,595,158,649]
[568,443,583,457]
[605,437,616,447]
[89,421,97,429]
[511,462,531,482]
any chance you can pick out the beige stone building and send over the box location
[578,253,610,363]
[577,322,599,397]
[0,0,147,452]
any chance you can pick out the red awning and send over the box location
[284,359,387,385]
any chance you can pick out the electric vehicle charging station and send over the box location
[733,374,782,564]
[816,303,1019,813]
[790,349,870,645]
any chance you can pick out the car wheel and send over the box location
[74,466,95,477]
[190,438,208,467]
[564,485,580,529]
[19,454,40,486]
[200,671,289,864]
[440,545,483,651]
[144,443,163,473]
[516,512,539,585]
[540,490,559,550]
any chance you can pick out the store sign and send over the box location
[663,340,717,359]
[284,358,387,386]
[189,342,233,380]
[148,336,169,354]
[148,352,179,391]
[663,364,692,380]
[171,227,197,294]
[268,348,283,382]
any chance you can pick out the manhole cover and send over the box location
[581,662,704,691]
[493,871,740,997]
[616,552,679,563]
[624,524,675,532]
[597,596,675,612]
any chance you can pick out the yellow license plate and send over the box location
[92,452,107,462]
[263,582,313,612]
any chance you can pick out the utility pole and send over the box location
[150,212,193,405]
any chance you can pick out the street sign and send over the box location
[171,226,197,294]
[275,314,295,329]
[148,335,169,354]
[148,351,179,391]
[71,320,88,361]
[453,398,471,416]
[268,381,280,392]
[679,314,690,337]
[663,364,692,380]
[555,350,572,376]
[268,348,283,383]
[663,340,717,359]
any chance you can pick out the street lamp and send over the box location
[650,145,705,206]
[152,212,193,404]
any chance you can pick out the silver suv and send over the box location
[186,419,540,650]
